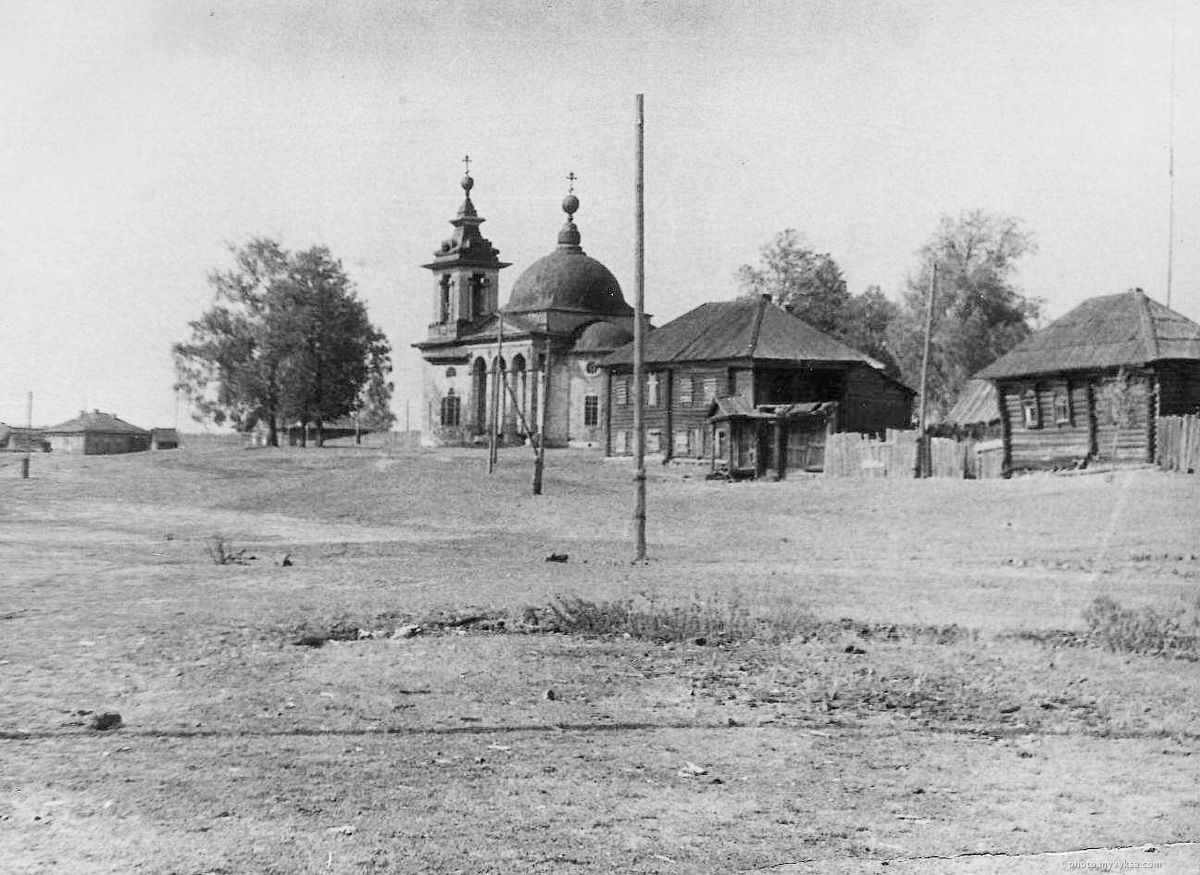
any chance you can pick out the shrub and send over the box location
[531,592,820,644]
[1083,595,1200,659]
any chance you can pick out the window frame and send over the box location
[583,394,599,428]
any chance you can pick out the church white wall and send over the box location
[567,355,607,449]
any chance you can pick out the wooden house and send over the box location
[976,290,1200,473]
[43,410,151,455]
[603,295,914,467]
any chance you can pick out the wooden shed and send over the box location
[977,289,1200,473]
[43,410,151,455]
[603,295,914,462]
[708,397,836,479]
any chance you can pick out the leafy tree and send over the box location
[174,238,291,445]
[737,229,850,335]
[737,231,902,375]
[174,239,393,447]
[889,210,1041,416]
[840,285,901,378]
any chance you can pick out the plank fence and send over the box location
[1157,415,1200,473]
[824,431,1004,479]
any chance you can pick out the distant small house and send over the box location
[0,424,49,453]
[43,410,151,455]
[603,295,915,465]
[977,289,1200,473]
[151,428,180,450]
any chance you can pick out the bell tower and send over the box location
[422,156,510,340]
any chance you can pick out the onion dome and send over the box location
[575,320,633,352]
[505,182,631,316]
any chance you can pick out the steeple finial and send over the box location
[558,172,582,249]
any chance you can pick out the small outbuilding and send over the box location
[150,428,180,450]
[43,410,151,455]
[708,397,836,479]
[977,289,1200,473]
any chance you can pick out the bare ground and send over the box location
[1,443,1198,873]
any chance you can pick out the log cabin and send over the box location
[976,289,1200,473]
[602,294,914,472]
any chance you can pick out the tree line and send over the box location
[174,238,394,447]
[737,210,1041,416]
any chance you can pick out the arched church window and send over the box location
[445,367,457,378]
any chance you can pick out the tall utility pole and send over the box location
[632,93,647,562]
[532,337,549,495]
[915,263,938,478]
[1167,0,1178,308]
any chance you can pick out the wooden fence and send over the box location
[824,430,1005,479]
[1157,415,1200,473]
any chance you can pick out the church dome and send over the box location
[575,320,633,352]
[504,188,632,316]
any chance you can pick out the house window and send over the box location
[679,377,693,407]
[702,376,718,404]
[614,430,628,454]
[646,373,660,407]
[647,429,662,453]
[440,390,461,427]
[1054,391,1072,426]
[615,378,629,406]
[584,395,599,427]
[673,430,690,455]
[1022,388,1041,429]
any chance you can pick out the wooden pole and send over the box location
[915,263,937,478]
[532,337,548,495]
[488,315,504,473]
[21,390,32,479]
[633,93,647,562]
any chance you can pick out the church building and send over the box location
[414,166,640,448]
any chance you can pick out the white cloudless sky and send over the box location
[2,0,1197,429]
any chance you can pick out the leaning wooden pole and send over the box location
[632,93,647,562]
[488,313,504,473]
[532,337,549,495]
[915,262,937,478]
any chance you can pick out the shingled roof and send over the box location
[604,295,872,367]
[944,379,1001,425]
[44,410,149,435]
[978,290,1200,380]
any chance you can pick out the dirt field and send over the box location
[2,443,1199,874]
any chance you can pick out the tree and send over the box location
[174,239,393,446]
[737,229,850,335]
[840,285,901,378]
[173,238,291,445]
[889,210,1041,416]
[737,231,902,376]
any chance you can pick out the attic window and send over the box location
[1022,388,1041,430]
[679,378,694,407]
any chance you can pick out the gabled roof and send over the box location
[977,290,1200,380]
[944,379,1001,425]
[44,410,149,435]
[604,295,873,367]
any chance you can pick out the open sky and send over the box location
[2,0,1198,430]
